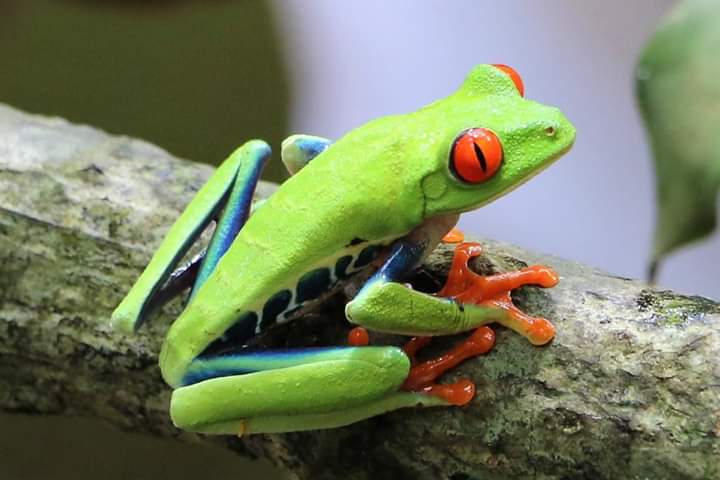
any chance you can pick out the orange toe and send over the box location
[347,327,370,346]
[442,227,465,244]
[525,317,556,346]
[420,379,475,406]
[438,242,559,346]
[464,326,496,355]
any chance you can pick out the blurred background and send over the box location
[1,0,716,478]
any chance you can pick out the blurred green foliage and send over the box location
[636,0,720,279]
[0,0,290,180]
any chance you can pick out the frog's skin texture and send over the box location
[112,64,575,435]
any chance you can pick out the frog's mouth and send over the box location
[423,120,576,219]
[471,136,575,211]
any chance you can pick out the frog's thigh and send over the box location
[111,140,270,332]
[241,388,445,435]
[170,346,426,434]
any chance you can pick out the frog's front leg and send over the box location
[346,224,559,344]
[168,346,448,435]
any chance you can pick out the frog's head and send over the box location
[417,64,575,218]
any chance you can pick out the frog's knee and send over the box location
[372,346,411,380]
[345,282,393,327]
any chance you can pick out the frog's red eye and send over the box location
[492,64,524,97]
[450,128,503,184]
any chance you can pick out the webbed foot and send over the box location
[346,325,495,406]
[401,326,495,406]
[439,242,558,345]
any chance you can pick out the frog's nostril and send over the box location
[545,126,557,137]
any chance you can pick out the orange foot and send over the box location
[439,242,558,346]
[400,326,495,406]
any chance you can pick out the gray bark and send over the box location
[0,104,718,480]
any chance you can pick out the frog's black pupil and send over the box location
[473,141,487,172]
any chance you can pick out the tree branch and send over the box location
[1,104,718,480]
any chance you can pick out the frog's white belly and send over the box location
[199,240,392,356]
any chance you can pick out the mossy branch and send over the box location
[1,104,718,480]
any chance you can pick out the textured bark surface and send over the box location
[1,104,719,480]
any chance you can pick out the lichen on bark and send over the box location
[0,104,718,480]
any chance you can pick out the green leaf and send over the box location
[636,0,720,279]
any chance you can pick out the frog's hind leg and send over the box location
[239,389,446,435]
[400,326,495,405]
[173,135,332,298]
[170,346,448,435]
[147,133,331,301]
[145,132,307,306]
[111,141,270,332]
[349,327,496,407]
[185,135,331,290]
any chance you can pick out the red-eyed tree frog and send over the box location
[112,64,575,435]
